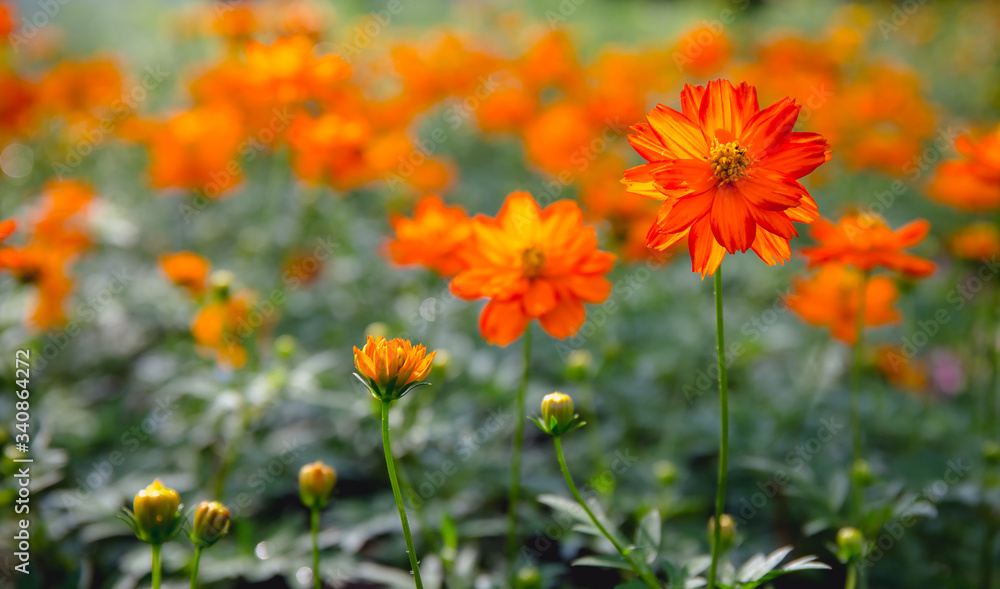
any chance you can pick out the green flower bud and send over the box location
[565,349,593,381]
[515,566,542,589]
[653,460,678,486]
[836,526,864,561]
[708,514,736,552]
[542,392,574,430]
[274,335,297,359]
[851,458,873,488]
[132,479,183,544]
[983,440,1000,465]
[190,501,231,548]
[210,270,234,300]
[299,461,337,510]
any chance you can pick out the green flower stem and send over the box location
[151,543,162,589]
[850,271,870,522]
[381,400,423,589]
[707,268,730,589]
[553,436,659,589]
[845,560,857,589]
[506,329,532,575]
[190,546,202,589]
[311,507,321,589]
[988,278,1000,442]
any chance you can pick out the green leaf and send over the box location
[573,554,634,571]
[633,509,661,564]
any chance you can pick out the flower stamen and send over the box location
[709,140,751,184]
[521,246,546,278]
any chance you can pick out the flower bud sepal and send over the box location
[354,372,431,402]
[530,413,586,437]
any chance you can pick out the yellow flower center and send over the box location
[709,140,751,184]
[521,246,546,278]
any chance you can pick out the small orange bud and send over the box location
[299,461,337,509]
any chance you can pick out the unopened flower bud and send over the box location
[541,392,574,431]
[836,526,864,560]
[132,479,183,544]
[191,501,231,548]
[653,460,678,486]
[851,458,873,487]
[708,514,736,552]
[515,566,542,589]
[274,335,297,359]
[983,440,1000,465]
[299,461,337,509]
[565,349,593,381]
[210,270,234,299]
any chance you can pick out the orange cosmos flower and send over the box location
[160,252,211,296]
[672,25,733,78]
[388,195,472,276]
[623,79,831,277]
[927,125,1000,212]
[787,264,900,344]
[801,213,935,277]
[950,223,1000,260]
[353,335,436,401]
[450,192,616,346]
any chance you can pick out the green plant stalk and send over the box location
[311,507,321,589]
[850,271,870,522]
[554,436,659,589]
[981,278,1000,589]
[844,559,857,589]
[190,546,202,589]
[151,543,162,589]
[706,268,730,589]
[381,400,423,589]
[506,329,532,575]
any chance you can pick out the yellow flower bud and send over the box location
[274,335,297,359]
[132,479,182,544]
[191,501,231,548]
[836,526,864,560]
[983,440,1000,465]
[708,514,736,552]
[210,270,234,299]
[299,461,337,509]
[851,458,873,487]
[541,392,574,431]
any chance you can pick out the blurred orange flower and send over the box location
[928,125,1000,212]
[623,79,830,277]
[146,105,245,196]
[875,345,928,394]
[802,213,935,277]
[450,191,615,346]
[950,223,1000,260]
[160,252,211,296]
[672,25,732,78]
[388,195,472,276]
[37,60,123,128]
[787,264,900,344]
[0,181,94,328]
[191,291,255,369]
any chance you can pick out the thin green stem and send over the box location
[312,507,321,589]
[151,543,162,589]
[381,401,423,589]
[850,271,870,522]
[844,560,857,589]
[506,329,532,575]
[987,279,1000,443]
[554,436,659,589]
[190,546,202,589]
[707,268,730,589]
